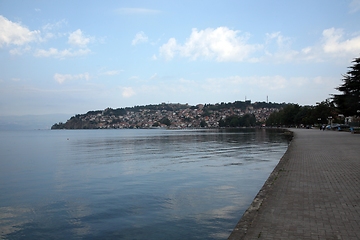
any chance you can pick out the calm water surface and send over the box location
[0,128,289,239]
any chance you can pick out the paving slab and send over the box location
[228,129,360,240]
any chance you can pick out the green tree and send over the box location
[312,99,336,124]
[333,57,360,116]
[266,110,283,126]
[219,119,226,127]
[266,104,301,126]
[223,115,238,127]
[221,114,256,127]
[229,116,239,127]
[160,117,171,126]
[294,106,311,125]
[282,104,301,126]
[200,120,207,128]
[239,114,256,127]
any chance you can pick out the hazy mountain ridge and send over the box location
[0,114,72,130]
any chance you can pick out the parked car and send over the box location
[326,124,350,130]
[336,124,350,131]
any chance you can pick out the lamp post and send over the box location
[338,114,344,124]
[328,116,333,129]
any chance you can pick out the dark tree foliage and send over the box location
[160,117,171,126]
[266,104,303,126]
[51,122,64,129]
[333,57,360,116]
[265,100,337,127]
[152,122,160,127]
[200,120,207,128]
[239,114,257,127]
[313,100,337,124]
[103,108,127,116]
[130,103,190,112]
[219,114,256,127]
[282,104,301,126]
[252,101,287,109]
[203,101,285,112]
[86,110,102,115]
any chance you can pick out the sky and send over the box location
[1,0,360,117]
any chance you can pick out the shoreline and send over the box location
[228,129,294,239]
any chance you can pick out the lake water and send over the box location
[0,128,289,240]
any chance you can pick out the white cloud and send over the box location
[159,38,178,60]
[149,73,157,80]
[116,8,160,14]
[252,76,288,90]
[265,32,281,42]
[33,28,93,58]
[54,72,90,84]
[265,31,294,49]
[261,31,301,62]
[132,31,148,45]
[35,47,91,59]
[128,76,139,81]
[97,68,123,76]
[0,15,40,47]
[159,27,262,62]
[322,28,360,55]
[158,27,360,63]
[42,19,67,32]
[68,29,90,48]
[102,70,121,76]
[43,32,55,41]
[349,0,360,13]
[261,28,360,62]
[301,47,311,54]
[9,46,31,55]
[289,77,309,87]
[313,76,326,84]
[265,49,299,63]
[0,17,92,58]
[121,87,136,98]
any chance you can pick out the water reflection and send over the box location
[0,129,289,239]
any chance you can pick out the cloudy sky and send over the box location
[1,0,360,116]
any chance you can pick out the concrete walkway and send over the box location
[229,129,360,240]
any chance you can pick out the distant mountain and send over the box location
[0,114,72,130]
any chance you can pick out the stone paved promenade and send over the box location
[229,128,360,240]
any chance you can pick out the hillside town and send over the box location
[51,101,285,129]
